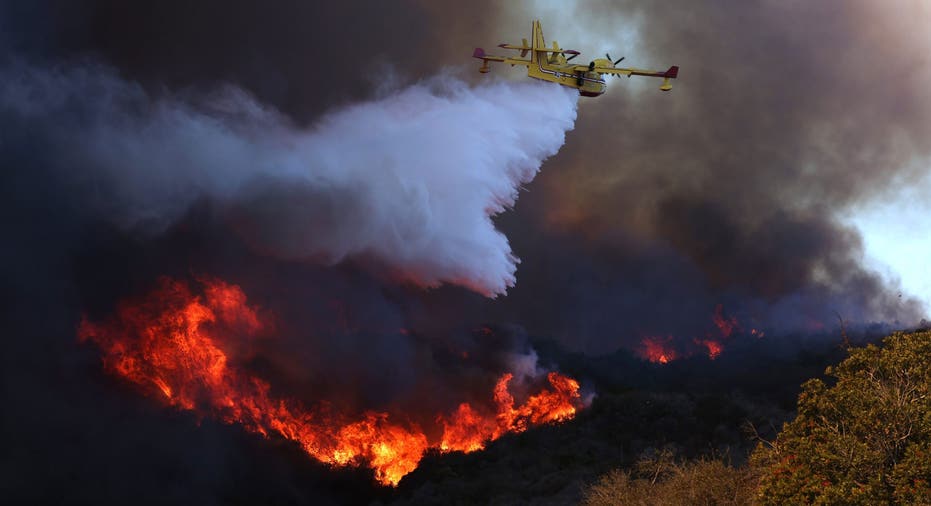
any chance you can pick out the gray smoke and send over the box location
[1,62,577,297]
[478,0,931,349]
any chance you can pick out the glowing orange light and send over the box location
[713,304,739,338]
[78,277,583,486]
[698,339,723,359]
[639,336,677,364]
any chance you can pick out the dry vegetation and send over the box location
[580,331,931,506]
[582,450,757,506]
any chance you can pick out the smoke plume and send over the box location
[1,63,577,296]
[480,0,931,351]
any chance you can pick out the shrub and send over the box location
[582,450,756,506]
[751,331,931,505]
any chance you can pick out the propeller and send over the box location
[606,53,625,65]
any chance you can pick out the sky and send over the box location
[847,171,931,313]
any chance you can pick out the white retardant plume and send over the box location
[1,64,578,297]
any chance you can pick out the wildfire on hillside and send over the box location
[712,303,739,337]
[77,277,583,486]
[637,304,768,364]
[639,336,678,364]
[696,338,723,359]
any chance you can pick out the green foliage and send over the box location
[581,450,757,506]
[751,331,931,505]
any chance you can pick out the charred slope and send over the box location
[388,333,862,505]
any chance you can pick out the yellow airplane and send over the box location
[473,20,678,96]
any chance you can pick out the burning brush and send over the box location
[78,277,584,486]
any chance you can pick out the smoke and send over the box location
[10,0,926,354]
[476,0,931,351]
[1,62,577,297]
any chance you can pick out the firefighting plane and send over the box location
[473,20,678,96]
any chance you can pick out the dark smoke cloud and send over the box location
[480,0,931,351]
[0,0,505,121]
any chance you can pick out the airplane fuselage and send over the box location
[528,59,609,97]
[473,20,677,96]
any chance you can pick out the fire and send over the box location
[712,303,739,338]
[439,372,581,453]
[640,336,677,364]
[636,305,761,364]
[697,339,723,360]
[439,403,497,453]
[78,277,583,486]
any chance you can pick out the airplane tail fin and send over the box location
[531,20,546,64]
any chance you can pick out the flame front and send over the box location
[640,336,677,364]
[697,339,723,359]
[712,303,739,337]
[439,372,581,453]
[636,305,758,364]
[78,277,583,486]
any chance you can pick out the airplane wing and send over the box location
[572,64,679,90]
[494,38,579,58]
[498,44,579,55]
[574,66,631,76]
[571,64,678,77]
[473,48,531,67]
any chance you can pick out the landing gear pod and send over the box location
[659,66,679,91]
[473,48,492,73]
[579,72,606,97]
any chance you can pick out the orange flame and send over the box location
[639,336,677,364]
[636,305,757,364]
[78,277,582,486]
[439,372,581,453]
[713,303,739,338]
[697,339,723,360]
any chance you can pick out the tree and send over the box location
[751,331,931,505]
